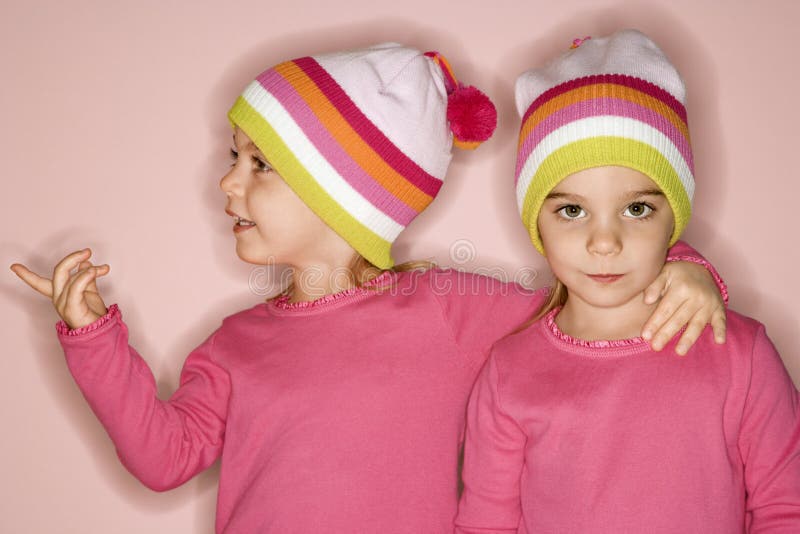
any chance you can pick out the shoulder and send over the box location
[217,302,270,331]
[402,266,543,301]
[723,309,769,350]
[703,309,785,381]
[490,319,549,367]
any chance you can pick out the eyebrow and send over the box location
[231,134,259,150]
[545,192,583,201]
[622,189,665,200]
[545,189,665,201]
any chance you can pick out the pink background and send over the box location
[2,0,798,531]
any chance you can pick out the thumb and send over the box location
[643,270,669,305]
[85,264,110,292]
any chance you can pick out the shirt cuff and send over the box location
[665,256,729,305]
[55,304,121,336]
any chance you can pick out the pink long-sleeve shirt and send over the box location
[58,268,543,533]
[56,242,720,533]
[455,309,800,533]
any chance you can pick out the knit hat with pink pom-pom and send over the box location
[228,42,497,268]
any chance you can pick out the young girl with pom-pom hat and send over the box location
[12,41,727,532]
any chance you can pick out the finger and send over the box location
[641,293,678,341]
[84,264,110,295]
[674,313,709,355]
[52,249,92,302]
[643,270,668,305]
[61,267,103,328]
[711,307,727,344]
[650,302,695,352]
[74,261,110,291]
[9,263,54,297]
[55,264,90,313]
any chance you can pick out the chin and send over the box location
[234,245,268,266]
[570,283,647,309]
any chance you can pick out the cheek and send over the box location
[540,220,583,257]
[250,181,325,241]
[627,228,671,277]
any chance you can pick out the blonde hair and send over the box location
[510,278,569,336]
[277,254,436,301]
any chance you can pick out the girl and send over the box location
[11,42,726,533]
[455,30,800,533]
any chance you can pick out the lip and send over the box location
[233,222,255,234]
[225,208,256,234]
[587,273,624,284]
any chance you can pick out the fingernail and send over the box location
[676,345,687,355]
[642,330,652,340]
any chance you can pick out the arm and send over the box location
[58,305,229,491]
[13,249,230,491]
[664,240,728,305]
[430,268,548,365]
[455,355,526,533]
[740,327,800,532]
[642,240,728,354]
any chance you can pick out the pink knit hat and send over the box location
[228,43,497,268]
[514,30,694,254]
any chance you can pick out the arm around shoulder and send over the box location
[666,239,728,305]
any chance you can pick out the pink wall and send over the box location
[2,0,798,531]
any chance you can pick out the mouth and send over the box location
[587,273,624,284]
[226,208,256,232]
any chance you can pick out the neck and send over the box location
[285,256,379,303]
[555,293,657,341]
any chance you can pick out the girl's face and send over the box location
[220,128,351,267]
[537,166,675,311]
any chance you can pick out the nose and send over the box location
[219,165,241,197]
[587,219,622,256]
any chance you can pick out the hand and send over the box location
[641,261,726,355]
[10,248,110,330]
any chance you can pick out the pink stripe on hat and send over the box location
[256,70,419,226]
[515,96,694,182]
[294,57,444,198]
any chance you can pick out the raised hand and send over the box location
[10,248,110,330]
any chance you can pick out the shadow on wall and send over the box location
[2,234,220,533]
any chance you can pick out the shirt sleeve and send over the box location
[740,326,800,531]
[56,304,230,492]
[430,268,548,366]
[665,239,729,305]
[455,354,526,533]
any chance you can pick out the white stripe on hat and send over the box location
[241,81,405,243]
[515,115,695,213]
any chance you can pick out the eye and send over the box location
[556,205,586,220]
[623,202,654,218]
[229,148,238,167]
[252,155,273,173]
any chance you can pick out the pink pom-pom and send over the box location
[446,85,497,150]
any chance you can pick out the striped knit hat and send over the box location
[514,29,694,254]
[228,42,497,269]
